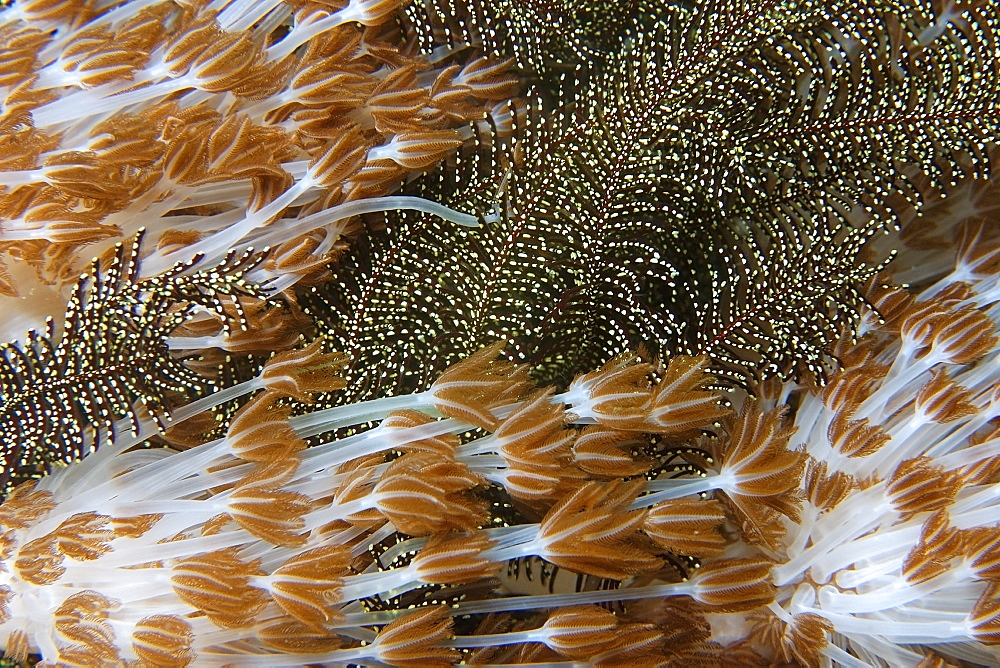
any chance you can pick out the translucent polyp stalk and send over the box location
[833,549,910,590]
[629,474,721,509]
[164,335,229,350]
[479,530,544,564]
[337,567,419,602]
[294,410,458,470]
[821,643,877,668]
[289,462,389,499]
[951,484,1000,520]
[808,612,972,643]
[33,77,194,127]
[139,195,483,280]
[0,170,42,188]
[191,651,358,667]
[451,580,694,616]
[289,391,440,439]
[217,0,285,31]
[306,497,376,530]
[853,351,933,425]
[53,563,173,595]
[138,176,324,277]
[458,453,507,474]
[105,498,221,519]
[817,522,922,587]
[85,531,247,570]
[265,6,357,60]
[37,415,163,501]
[185,380,268,425]
[934,434,1000,471]
[817,571,961,614]
[451,628,556,648]
[93,436,232,505]
[772,489,890,587]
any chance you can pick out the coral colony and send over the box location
[1,0,1000,667]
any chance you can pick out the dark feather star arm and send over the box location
[308,0,999,396]
[0,233,265,491]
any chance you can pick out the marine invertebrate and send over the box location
[2,226,1000,665]
[0,0,515,339]
[750,220,1000,666]
[0,233,271,491]
[316,0,1000,394]
[1,0,1000,665]
[0,0,517,487]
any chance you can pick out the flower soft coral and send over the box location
[0,0,517,339]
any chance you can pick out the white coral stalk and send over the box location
[750,221,1000,667]
[0,335,733,664]
[4,242,1000,665]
